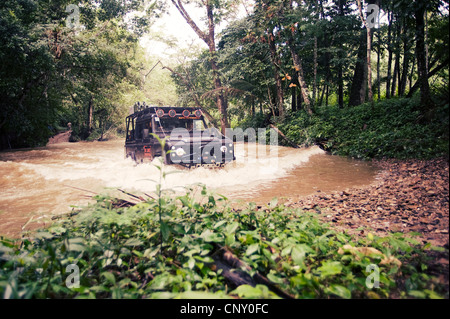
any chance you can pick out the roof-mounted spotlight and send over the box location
[156,109,164,117]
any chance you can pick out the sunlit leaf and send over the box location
[326,285,351,299]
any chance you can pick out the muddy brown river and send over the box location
[0,139,379,238]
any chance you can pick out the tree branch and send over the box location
[406,58,449,98]
[171,0,209,44]
[161,64,218,127]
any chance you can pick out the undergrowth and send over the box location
[245,96,449,160]
[0,186,447,299]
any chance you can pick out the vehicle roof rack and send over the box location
[127,102,202,119]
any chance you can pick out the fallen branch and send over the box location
[63,185,98,195]
[212,245,295,299]
[144,193,155,200]
[51,210,81,220]
[117,189,146,202]
[270,124,300,149]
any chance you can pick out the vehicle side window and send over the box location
[136,124,142,139]
[143,121,151,137]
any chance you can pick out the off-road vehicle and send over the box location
[125,102,235,167]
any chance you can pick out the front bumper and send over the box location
[167,141,234,166]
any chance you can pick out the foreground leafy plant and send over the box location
[0,188,447,299]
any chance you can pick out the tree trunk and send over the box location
[366,26,373,102]
[414,1,433,115]
[268,32,284,117]
[409,58,416,92]
[337,0,345,108]
[391,39,400,97]
[337,66,344,108]
[319,82,326,106]
[206,3,229,133]
[291,86,297,112]
[297,88,302,111]
[313,36,318,106]
[171,0,229,134]
[399,24,410,97]
[251,98,256,117]
[377,29,381,100]
[88,96,93,133]
[349,32,367,106]
[386,9,393,99]
[357,0,373,102]
[289,41,312,115]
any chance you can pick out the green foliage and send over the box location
[0,186,447,299]
[61,20,144,141]
[275,97,449,159]
[0,1,164,149]
[0,0,69,148]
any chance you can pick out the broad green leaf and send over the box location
[124,238,143,247]
[267,272,285,284]
[149,274,170,290]
[245,243,259,256]
[317,261,343,278]
[185,257,195,269]
[174,291,231,299]
[101,272,116,285]
[160,221,170,241]
[213,220,227,229]
[230,285,264,298]
[281,246,292,257]
[225,233,235,246]
[144,247,160,259]
[424,290,444,299]
[231,284,280,299]
[326,285,351,299]
[408,290,427,298]
[200,230,223,243]
[225,222,239,234]
[291,244,312,265]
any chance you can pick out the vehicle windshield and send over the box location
[153,118,192,133]
[154,117,205,133]
[202,127,222,138]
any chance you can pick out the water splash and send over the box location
[14,140,325,193]
[0,139,378,238]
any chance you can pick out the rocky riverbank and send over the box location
[286,157,449,292]
[287,157,449,248]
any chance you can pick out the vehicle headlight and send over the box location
[220,146,227,153]
[176,148,186,156]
